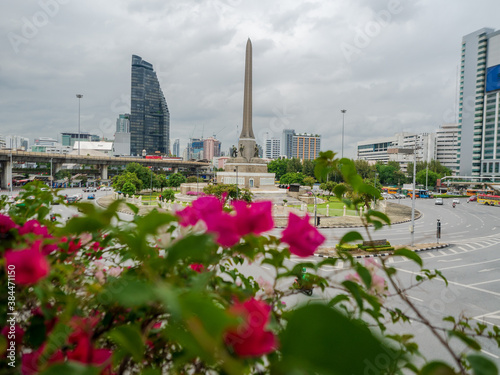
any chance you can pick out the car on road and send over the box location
[83,187,97,192]
[87,194,96,200]
[100,186,112,191]
[452,198,460,204]
[66,195,79,203]
[435,198,443,205]
[468,195,477,202]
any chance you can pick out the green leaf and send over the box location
[356,264,372,289]
[125,202,139,214]
[467,354,499,375]
[279,304,400,375]
[367,210,391,226]
[40,362,101,375]
[327,294,350,307]
[342,280,364,310]
[393,249,423,267]
[340,231,363,245]
[108,324,145,362]
[419,361,457,375]
[448,330,481,351]
[101,277,156,307]
[165,234,215,266]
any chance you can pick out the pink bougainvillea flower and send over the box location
[21,344,64,375]
[5,241,50,285]
[191,196,224,222]
[1,324,24,348]
[225,297,277,357]
[205,212,240,247]
[232,200,274,237]
[0,213,18,233]
[60,237,82,253]
[175,205,200,227]
[18,219,50,238]
[91,241,104,251]
[190,263,205,273]
[281,213,325,257]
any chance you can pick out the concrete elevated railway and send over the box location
[0,150,209,189]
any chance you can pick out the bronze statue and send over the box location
[254,145,259,157]
[231,145,237,158]
[239,144,245,156]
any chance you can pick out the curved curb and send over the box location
[314,243,449,260]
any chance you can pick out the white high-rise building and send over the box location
[264,134,281,159]
[172,139,180,157]
[458,28,500,177]
[435,124,459,175]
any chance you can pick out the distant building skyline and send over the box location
[130,55,170,156]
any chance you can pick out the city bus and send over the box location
[477,194,500,206]
[382,186,399,195]
[466,189,494,196]
[407,189,431,198]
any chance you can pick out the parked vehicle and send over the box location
[83,187,97,192]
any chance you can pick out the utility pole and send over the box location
[410,149,417,247]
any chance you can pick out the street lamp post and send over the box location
[341,109,347,159]
[149,167,153,205]
[410,148,417,247]
[9,151,13,194]
[234,166,239,200]
[50,158,53,188]
[76,94,83,156]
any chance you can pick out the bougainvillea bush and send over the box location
[1,154,499,375]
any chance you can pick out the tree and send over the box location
[125,162,152,188]
[155,174,168,191]
[354,159,375,180]
[186,176,204,183]
[286,158,302,174]
[267,158,288,180]
[302,160,316,177]
[161,188,176,202]
[416,169,440,188]
[376,164,403,186]
[320,181,336,196]
[112,171,142,192]
[280,172,305,185]
[167,172,187,189]
[303,176,315,188]
[203,183,253,202]
[121,181,136,196]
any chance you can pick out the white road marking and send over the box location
[426,253,436,258]
[395,268,500,297]
[438,258,500,271]
[437,258,462,263]
[447,248,457,254]
[337,261,344,269]
[388,257,395,264]
[470,278,500,286]
[478,268,499,273]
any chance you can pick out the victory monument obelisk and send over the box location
[217,39,275,189]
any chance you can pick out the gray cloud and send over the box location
[0,0,499,158]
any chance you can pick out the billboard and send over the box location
[486,64,500,92]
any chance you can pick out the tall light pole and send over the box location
[76,94,83,156]
[341,109,347,158]
[410,148,417,247]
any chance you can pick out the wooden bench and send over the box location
[362,239,388,247]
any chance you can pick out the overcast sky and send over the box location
[1,0,499,158]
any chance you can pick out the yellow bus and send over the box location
[477,194,500,206]
[467,189,494,196]
[382,186,398,195]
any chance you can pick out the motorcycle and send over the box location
[452,202,456,208]
[294,268,313,296]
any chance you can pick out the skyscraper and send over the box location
[172,139,180,157]
[114,114,131,156]
[281,129,295,158]
[292,133,321,160]
[130,55,170,156]
[458,28,500,177]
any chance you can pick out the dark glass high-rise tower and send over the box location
[130,55,170,156]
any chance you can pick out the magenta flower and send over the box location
[190,263,205,273]
[176,206,200,227]
[0,213,18,233]
[281,213,325,257]
[225,297,277,357]
[18,219,50,238]
[205,212,241,247]
[5,241,50,285]
[191,196,224,222]
[232,201,274,237]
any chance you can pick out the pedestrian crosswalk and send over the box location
[288,234,500,270]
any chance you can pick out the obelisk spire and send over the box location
[240,38,254,139]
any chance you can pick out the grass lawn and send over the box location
[288,196,359,217]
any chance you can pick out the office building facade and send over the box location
[292,133,321,160]
[458,28,500,177]
[265,137,281,159]
[281,129,294,158]
[435,123,459,175]
[130,55,170,156]
[203,137,221,160]
[61,132,99,147]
